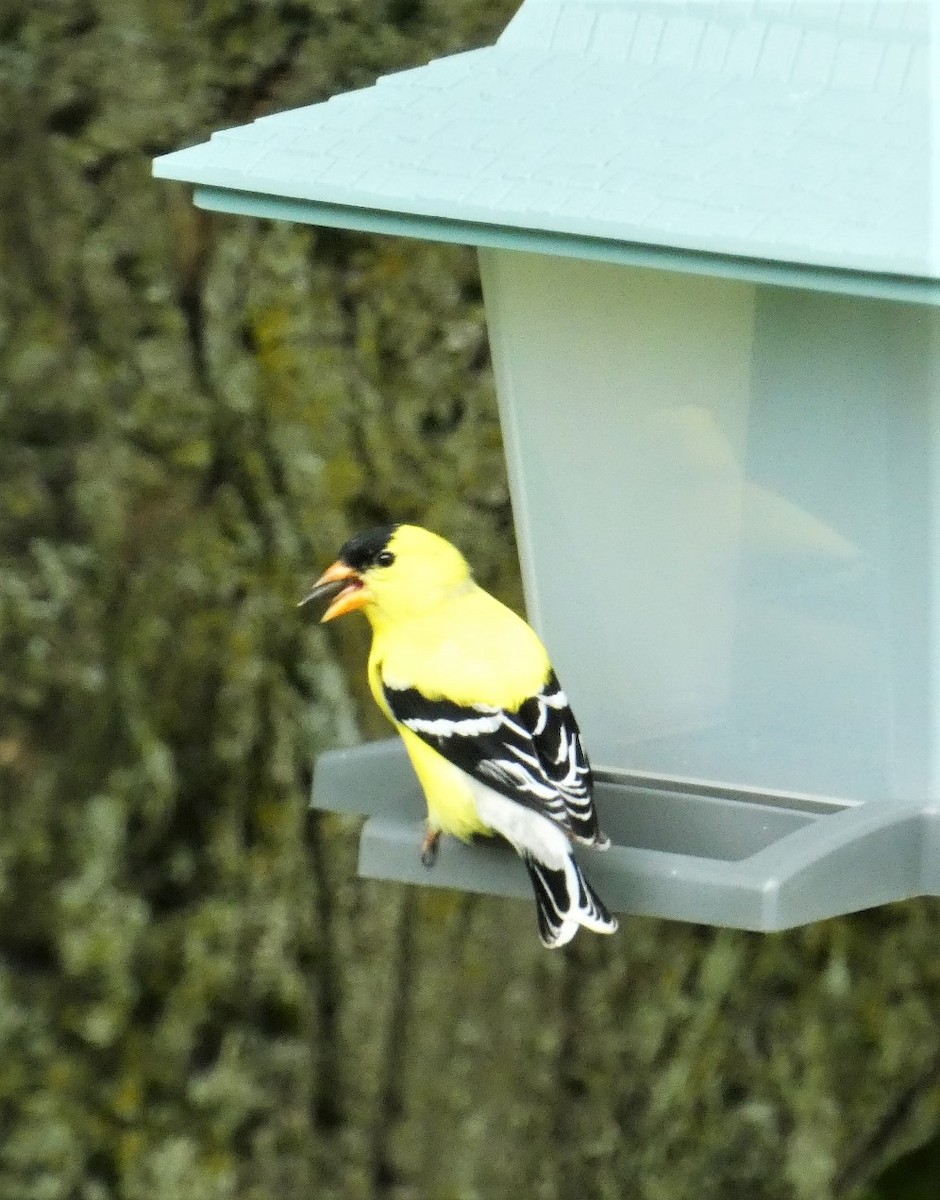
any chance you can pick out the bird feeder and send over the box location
[155,0,940,930]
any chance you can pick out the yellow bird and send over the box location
[301,524,617,948]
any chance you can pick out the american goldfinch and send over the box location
[301,524,617,948]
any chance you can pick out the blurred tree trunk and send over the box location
[2,3,940,1199]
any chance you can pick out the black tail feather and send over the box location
[524,853,618,949]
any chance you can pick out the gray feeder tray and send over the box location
[314,740,940,932]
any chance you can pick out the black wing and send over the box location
[384,670,603,843]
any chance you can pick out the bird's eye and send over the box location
[375,550,395,567]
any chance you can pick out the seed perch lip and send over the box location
[314,739,940,933]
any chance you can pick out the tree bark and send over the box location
[2,3,939,1199]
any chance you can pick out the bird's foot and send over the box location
[420,828,441,869]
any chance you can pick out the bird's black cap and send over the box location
[338,524,399,572]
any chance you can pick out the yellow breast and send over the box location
[374,586,549,707]
[399,728,489,839]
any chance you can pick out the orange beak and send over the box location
[298,561,369,622]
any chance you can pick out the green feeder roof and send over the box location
[154,0,938,298]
